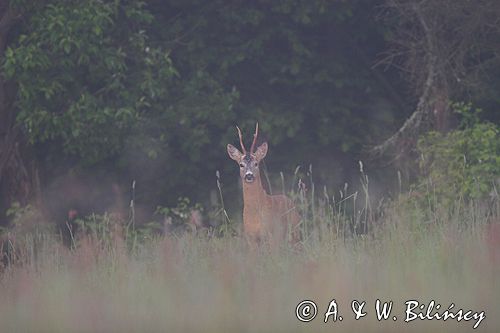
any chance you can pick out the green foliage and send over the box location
[2,0,404,207]
[5,202,49,232]
[417,103,500,204]
[156,197,203,234]
[132,0,397,204]
[1,203,53,266]
[152,0,393,155]
[6,201,33,221]
[4,0,176,164]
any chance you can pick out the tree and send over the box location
[0,0,36,220]
[149,0,401,191]
[0,0,178,221]
[1,0,410,221]
[373,0,500,158]
[4,0,178,163]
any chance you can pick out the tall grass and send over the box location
[0,171,499,332]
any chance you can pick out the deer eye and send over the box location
[254,162,258,167]
[239,163,245,168]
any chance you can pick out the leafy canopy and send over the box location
[4,0,177,164]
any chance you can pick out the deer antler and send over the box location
[236,126,247,154]
[250,122,259,154]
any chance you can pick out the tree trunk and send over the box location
[431,86,450,132]
[0,2,39,225]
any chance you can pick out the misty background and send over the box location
[0,0,499,227]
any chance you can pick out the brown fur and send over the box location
[242,177,300,243]
[227,124,300,244]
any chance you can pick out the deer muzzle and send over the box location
[244,172,255,183]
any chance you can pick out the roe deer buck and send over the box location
[227,123,301,244]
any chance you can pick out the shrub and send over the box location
[417,103,500,207]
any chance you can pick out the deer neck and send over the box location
[242,175,268,209]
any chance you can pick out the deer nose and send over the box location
[244,173,255,182]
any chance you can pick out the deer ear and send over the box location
[254,142,268,161]
[227,144,243,161]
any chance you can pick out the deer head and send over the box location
[227,123,268,184]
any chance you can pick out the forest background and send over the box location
[0,0,499,228]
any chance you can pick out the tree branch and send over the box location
[370,1,438,157]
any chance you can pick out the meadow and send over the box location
[0,177,499,333]
[1,2,499,332]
